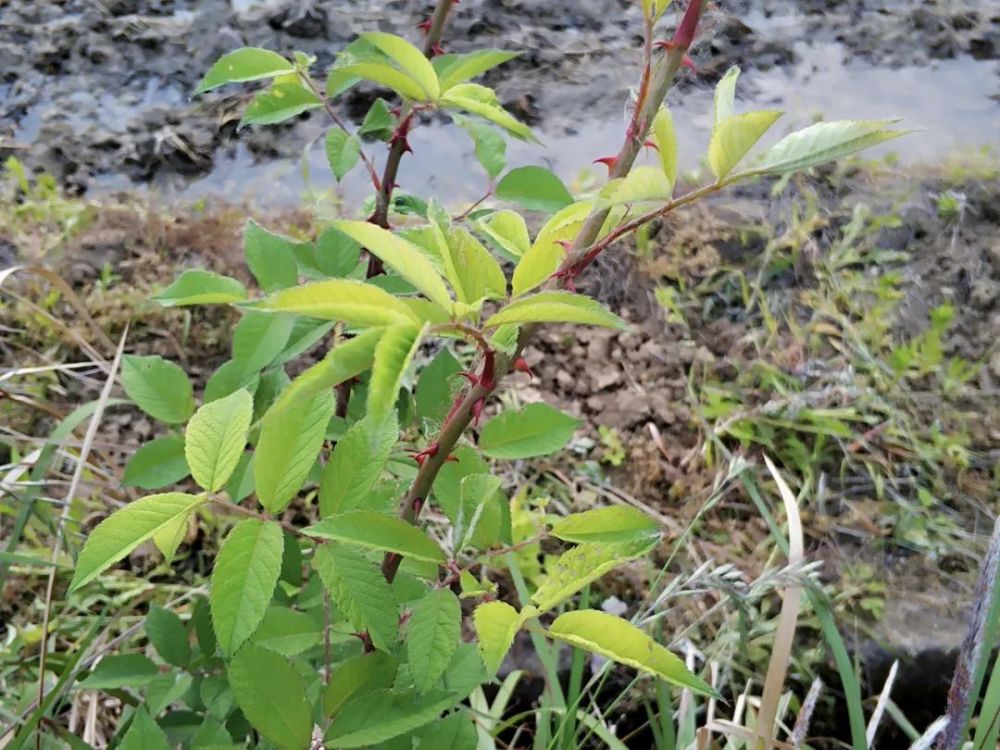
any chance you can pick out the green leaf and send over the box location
[758,119,908,175]
[485,291,626,330]
[228,644,312,750]
[152,269,247,307]
[415,348,461,426]
[210,518,284,656]
[548,610,716,695]
[511,237,565,296]
[598,165,673,207]
[225,451,256,503]
[455,473,503,550]
[123,436,190,490]
[359,32,439,99]
[713,66,741,129]
[641,0,672,22]
[477,209,530,260]
[652,106,678,189]
[251,606,322,656]
[415,711,478,749]
[250,278,418,327]
[437,49,519,91]
[119,709,170,750]
[325,37,377,97]
[367,322,428,424]
[440,84,535,141]
[145,604,191,667]
[430,215,506,304]
[240,79,322,127]
[274,327,383,413]
[151,511,190,564]
[303,228,362,280]
[195,48,295,94]
[232,311,296,377]
[204,359,259,404]
[407,589,461,693]
[255,389,334,513]
[323,652,398,716]
[79,653,159,689]
[473,600,520,673]
[121,355,195,424]
[336,61,427,101]
[145,672,193,718]
[185,389,253,492]
[453,115,506,179]
[496,166,573,213]
[479,402,580,459]
[319,413,398,517]
[358,97,395,138]
[331,221,452,309]
[325,129,362,182]
[531,538,655,612]
[325,688,460,748]
[70,493,205,591]
[244,219,301,291]
[550,506,660,544]
[304,510,445,563]
[708,110,783,180]
[313,543,398,651]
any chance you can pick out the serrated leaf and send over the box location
[319,413,398,517]
[367,322,428,424]
[123,436,190,489]
[325,129,362,181]
[437,49,519,91]
[479,402,580,459]
[325,688,460,748]
[415,348,462,427]
[531,539,655,612]
[255,389,334,513]
[121,355,194,424]
[323,652,398,716]
[713,66,741,129]
[485,291,626,330]
[304,510,445,563]
[185,389,252,492]
[313,543,398,651]
[251,606,322,656]
[228,644,312,750]
[598,165,673,207]
[145,672,193,717]
[550,506,660,544]
[145,604,191,667]
[325,37,378,97]
[358,97,394,138]
[250,278,418,327]
[758,119,908,175]
[152,511,190,564]
[152,269,247,307]
[652,106,678,190]
[79,653,159,689]
[415,711,478,749]
[708,110,783,179]
[240,79,322,127]
[195,48,294,94]
[360,32,439,99]
[496,166,573,213]
[70,492,205,591]
[119,709,170,750]
[335,61,427,101]
[440,84,535,141]
[548,610,716,695]
[534,200,594,245]
[453,115,506,179]
[407,589,461,692]
[331,221,452,308]
[244,219,301,292]
[210,518,284,656]
[204,359,259,403]
[473,600,519,673]
[477,209,530,260]
[511,238,564,297]
[455,473,503,550]
[431,218,506,304]
[303,228,363,280]
[231,311,295,377]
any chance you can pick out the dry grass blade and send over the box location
[755,454,805,750]
[34,326,127,750]
[867,660,899,747]
[912,717,949,750]
[791,678,823,746]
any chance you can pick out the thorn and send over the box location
[555,239,573,252]
[412,496,424,515]
[445,453,459,463]
[417,19,432,34]
[471,398,485,428]
[593,155,619,172]
[431,42,445,57]
[681,54,696,72]
[513,357,535,379]
[410,444,439,467]
[479,350,496,391]
[644,139,659,150]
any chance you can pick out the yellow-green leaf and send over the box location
[708,110,783,180]
[548,610,716,695]
[477,210,530,260]
[652,107,677,189]
[758,119,909,175]
[713,66,740,129]
[641,0,672,22]
[153,269,247,307]
[334,61,427,101]
[598,165,674,207]
[195,48,294,94]
[440,84,535,141]
[185,389,253,492]
[250,279,418,327]
[485,291,626,329]
[473,600,519,673]
[367,322,428,424]
[437,49,519,92]
[331,221,452,309]
[304,510,445,563]
[359,32,440,100]
[511,238,564,297]
[531,539,654,612]
[550,506,660,544]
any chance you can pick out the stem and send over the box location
[210,497,305,538]
[371,0,456,228]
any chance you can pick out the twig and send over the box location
[209,496,305,538]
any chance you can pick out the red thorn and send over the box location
[644,139,659,150]
[444,453,459,463]
[653,40,676,52]
[471,398,485,428]
[431,42,445,57]
[411,444,439,467]
[412,496,424,515]
[555,239,573,251]
[479,350,496,391]
[417,19,432,33]
[513,357,535,379]
[593,155,619,172]
[457,371,479,385]
[681,54,696,72]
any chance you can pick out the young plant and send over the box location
[62,0,907,747]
